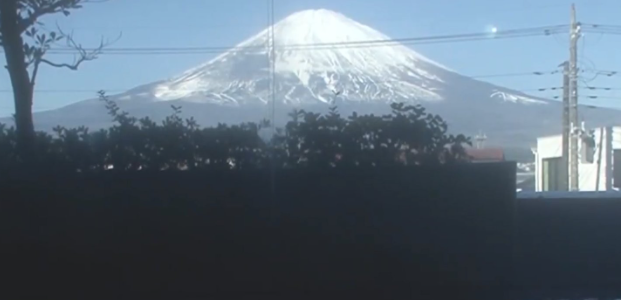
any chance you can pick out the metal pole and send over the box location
[269,0,276,128]
[560,61,570,191]
[568,3,581,191]
[268,0,276,196]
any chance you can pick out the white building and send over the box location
[534,125,621,192]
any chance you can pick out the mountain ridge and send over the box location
[3,8,620,149]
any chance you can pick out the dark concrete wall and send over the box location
[0,163,516,298]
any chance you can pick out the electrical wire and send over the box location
[4,25,567,56]
[0,89,126,93]
[583,96,621,100]
[581,23,621,35]
[470,70,561,78]
[520,87,564,92]
[269,0,276,130]
[581,86,621,91]
[578,34,600,83]
[0,69,566,94]
[267,0,276,199]
[521,85,621,95]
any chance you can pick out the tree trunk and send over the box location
[0,0,36,160]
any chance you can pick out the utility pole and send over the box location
[560,61,570,191]
[568,3,581,191]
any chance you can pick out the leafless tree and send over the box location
[0,0,118,159]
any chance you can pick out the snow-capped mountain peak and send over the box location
[260,9,448,70]
[153,9,451,104]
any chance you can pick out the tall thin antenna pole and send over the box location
[560,60,570,191]
[268,0,276,197]
[269,0,276,129]
[568,3,581,191]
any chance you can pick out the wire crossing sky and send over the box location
[1,0,621,115]
[16,24,567,54]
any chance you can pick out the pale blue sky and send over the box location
[1,0,620,116]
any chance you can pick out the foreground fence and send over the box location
[6,163,621,298]
[0,163,516,298]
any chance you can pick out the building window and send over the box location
[542,157,565,191]
[613,150,621,189]
[581,136,596,164]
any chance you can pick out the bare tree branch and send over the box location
[39,57,82,69]
[20,7,121,88]
[33,27,121,82]
[30,27,122,89]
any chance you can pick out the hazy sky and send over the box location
[1,0,620,117]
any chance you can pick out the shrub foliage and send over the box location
[0,92,471,171]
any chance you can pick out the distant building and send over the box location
[465,148,505,163]
[534,126,621,192]
[464,147,537,191]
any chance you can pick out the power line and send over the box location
[6,25,566,56]
[582,23,621,30]
[585,70,618,76]
[580,23,621,35]
[0,70,567,94]
[53,3,576,32]
[581,86,621,91]
[583,95,621,99]
[520,87,564,92]
[516,85,621,94]
[0,89,126,93]
[470,70,561,78]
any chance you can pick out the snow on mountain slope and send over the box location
[153,9,449,105]
[490,91,548,105]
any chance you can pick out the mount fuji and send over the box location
[22,9,621,148]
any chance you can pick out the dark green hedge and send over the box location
[0,91,471,171]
